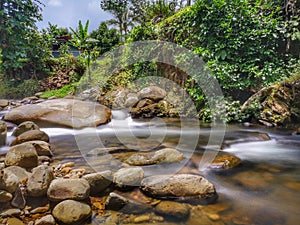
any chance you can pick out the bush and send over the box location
[1,79,41,99]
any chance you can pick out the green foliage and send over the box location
[129,0,298,99]
[0,79,41,99]
[40,83,78,99]
[100,0,133,38]
[0,0,45,78]
[90,22,120,54]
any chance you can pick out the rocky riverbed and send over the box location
[0,96,300,225]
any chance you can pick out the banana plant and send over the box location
[70,20,98,82]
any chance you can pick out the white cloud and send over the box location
[48,0,62,7]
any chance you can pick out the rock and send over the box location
[26,141,53,157]
[113,167,144,189]
[124,93,139,108]
[105,192,151,214]
[209,153,241,170]
[27,165,54,197]
[10,130,49,146]
[34,214,56,225]
[47,178,90,202]
[78,88,99,101]
[125,148,185,166]
[242,83,300,127]
[5,218,24,225]
[0,190,13,203]
[141,174,217,204]
[11,185,26,209]
[138,86,167,101]
[83,170,113,195]
[0,208,22,217]
[52,200,92,224]
[0,166,31,193]
[112,89,127,109]
[192,152,241,170]
[0,99,9,108]
[0,121,7,146]
[155,201,190,219]
[130,100,178,118]
[12,121,40,137]
[5,143,38,169]
[4,99,111,129]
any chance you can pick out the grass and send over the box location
[40,82,78,99]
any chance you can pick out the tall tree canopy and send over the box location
[0,0,44,78]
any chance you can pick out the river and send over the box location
[1,110,300,224]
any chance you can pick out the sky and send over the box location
[36,0,112,32]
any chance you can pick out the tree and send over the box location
[100,0,133,39]
[90,22,120,54]
[0,0,44,79]
[70,20,98,81]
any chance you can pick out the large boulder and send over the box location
[242,81,300,126]
[141,174,217,204]
[4,99,111,128]
[138,86,167,101]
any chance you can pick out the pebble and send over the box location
[6,218,24,225]
[0,190,13,203]
[52,200,92,224]
[0,208,22,217]
[34,214,56,225]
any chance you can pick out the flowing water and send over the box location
[1,110,300,224]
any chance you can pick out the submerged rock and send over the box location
[12,121,40,137]
[141,174,217,204]
[5,143,38,169]
[47,178,90,202]
[125,148,185,166]
[52,200,91,224]
[155,201,190,219]
[4,99,111,128]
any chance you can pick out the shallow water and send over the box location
[2,111,300,224]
